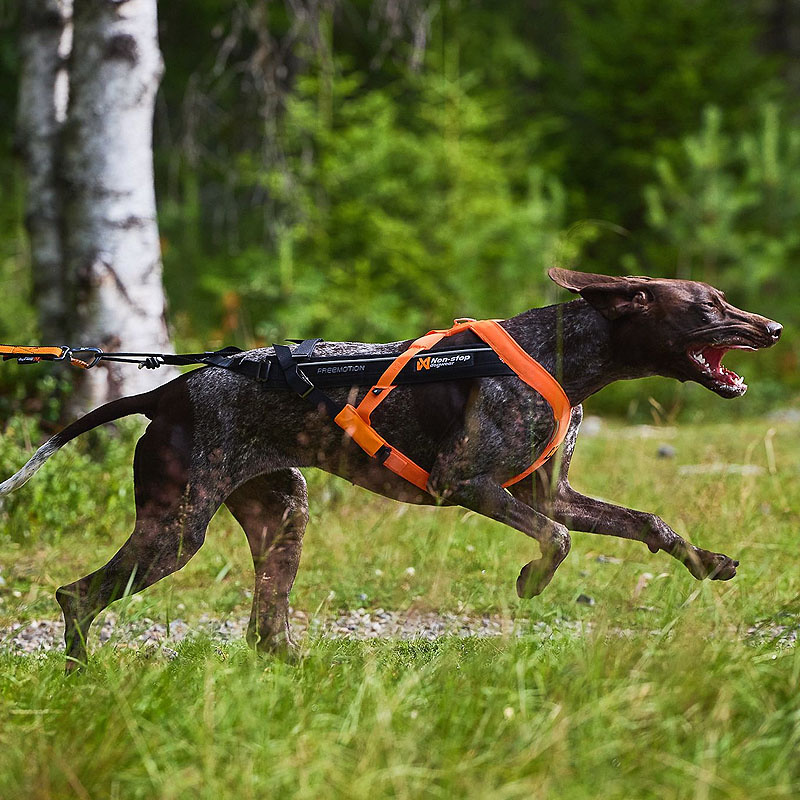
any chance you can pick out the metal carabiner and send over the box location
[66,347,104,369]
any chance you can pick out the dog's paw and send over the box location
[516,560,555,598]
[684,548,739,581]
[247,625,301,662]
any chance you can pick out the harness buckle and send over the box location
[293,366,316,397]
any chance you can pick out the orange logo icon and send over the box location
[416,357,431,371]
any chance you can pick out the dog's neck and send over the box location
[504,299,639,406]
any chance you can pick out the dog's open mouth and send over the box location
[687,345,752,396]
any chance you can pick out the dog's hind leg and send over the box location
[224,468,308,654]
[55,415,221,673]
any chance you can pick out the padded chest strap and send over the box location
[332,319,573,492]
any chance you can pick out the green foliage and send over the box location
[0,417,138,546]
[646,104,800,293]
[209,68,588,342]
[533,0,780,227]
[0,158,72,423]
[2,0,799,419]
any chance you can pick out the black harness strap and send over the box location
[4,340,521,390]
[273,341,343,418]
[289,338,323,359]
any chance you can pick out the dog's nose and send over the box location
[766,321,783,341]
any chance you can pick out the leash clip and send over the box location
[66,347,103,369]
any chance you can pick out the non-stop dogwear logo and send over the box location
[416,354,472,371]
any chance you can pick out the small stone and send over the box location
[576,594,595,606]
[657,444,676,459]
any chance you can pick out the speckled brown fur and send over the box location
[6,268,782,671]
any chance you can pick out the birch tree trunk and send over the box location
[17,0,72,343]
[62,0,176,410]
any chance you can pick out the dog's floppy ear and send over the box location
[547,268,653,320]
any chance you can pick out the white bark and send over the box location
[62,0,176,409]
[17,0,72,342]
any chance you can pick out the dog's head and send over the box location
[548,268,782,398]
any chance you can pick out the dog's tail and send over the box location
[0,390,160,498]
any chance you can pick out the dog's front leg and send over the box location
[428,470,571,598]
[511,406,737,581]
[549,486,738,581]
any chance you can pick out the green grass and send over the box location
[1,414,799,798]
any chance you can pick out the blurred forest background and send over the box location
[1,0,798,421]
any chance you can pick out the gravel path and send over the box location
[3,608,795,657]
[0,609,590,657]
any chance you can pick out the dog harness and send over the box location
[333,319,571,491]
[1,319,573,493]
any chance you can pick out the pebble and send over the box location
[596,555,623,565]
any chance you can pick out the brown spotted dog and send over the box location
[0,269,782,670]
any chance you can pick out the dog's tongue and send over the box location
[701,346,741,385]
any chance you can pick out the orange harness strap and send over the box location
[333,318,573,493]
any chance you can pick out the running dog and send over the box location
[0,268,783,670]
